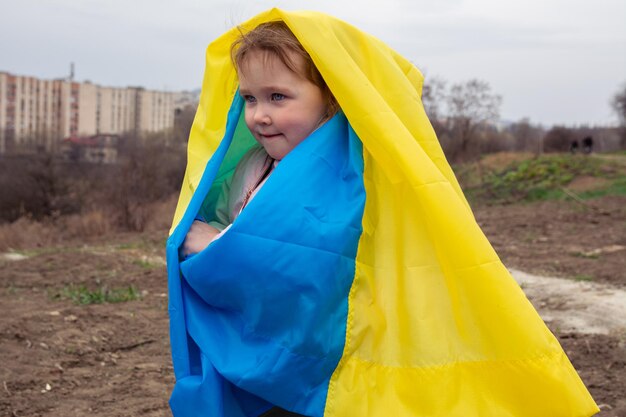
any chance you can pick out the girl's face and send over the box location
[238,50,328,161]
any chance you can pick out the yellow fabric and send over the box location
[172,9,598,417]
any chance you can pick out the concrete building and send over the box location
[135,89,176,134]
[0,71,178,154]
[97,86,137,135]
[0,73,7,153]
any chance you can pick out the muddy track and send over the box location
[511,269,626,335]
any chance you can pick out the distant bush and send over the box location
[542,126,578,153]
[0,216,59,251]
[101,139,185,231]
[0,154,81,222]
[0,136,186,242]
[0,198,178,252]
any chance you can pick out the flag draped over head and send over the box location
[166,8,598,417]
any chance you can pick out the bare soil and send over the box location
[1,196,625,417]
[0,233,173,417]
[476,196,626,288]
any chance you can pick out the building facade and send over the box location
[0,71,178,153]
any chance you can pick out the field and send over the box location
[1,153,625,416]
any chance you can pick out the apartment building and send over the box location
[0,72,64,153]
[0,71,177,154]
[135,89,176,134]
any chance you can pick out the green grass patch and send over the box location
[53,284,141,305]
[578,177,626,199]
[115,243,136,250]
[525,188,567,202]
[574,274,594,282]
[463,154,625,203]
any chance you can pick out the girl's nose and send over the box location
[253,105,271,125]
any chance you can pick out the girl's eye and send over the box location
[271,93,285,101]
[243,95,256,104]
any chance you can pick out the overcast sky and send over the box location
[1,0,625,126]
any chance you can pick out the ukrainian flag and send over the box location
[166,9,598,417]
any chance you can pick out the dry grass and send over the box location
[143,194,178,232]
[0,216,58,251]
[61,210,114,239]
[479,152,535,171]
[0,196,177,252]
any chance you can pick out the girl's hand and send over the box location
[181,221,221,257]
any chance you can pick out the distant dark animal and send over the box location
[582,136,593,154]
[570,140,579,154]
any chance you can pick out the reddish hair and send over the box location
[231,21,339,118]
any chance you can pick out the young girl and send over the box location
[181,21,339,258]
[167,9,597,417]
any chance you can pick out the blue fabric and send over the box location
[166,109,366,417]
[167,95,245,385]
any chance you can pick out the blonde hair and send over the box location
[231,21,339,118]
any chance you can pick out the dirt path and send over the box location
[507,268,626,416]
[511,268,626,335]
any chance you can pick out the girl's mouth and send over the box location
[259,133,281,139]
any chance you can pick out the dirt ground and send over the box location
[476,195,626,417]
[1,196,625,417]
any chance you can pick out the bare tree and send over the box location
[422,77,446,125]
[508,118,545,154]
[543,126,577,153]
[612,82,626,147]
[107,136,186,231]
[174,104,197,143]
[612,82,626,125]
[0,152,76,222]
[446,79,502,159]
